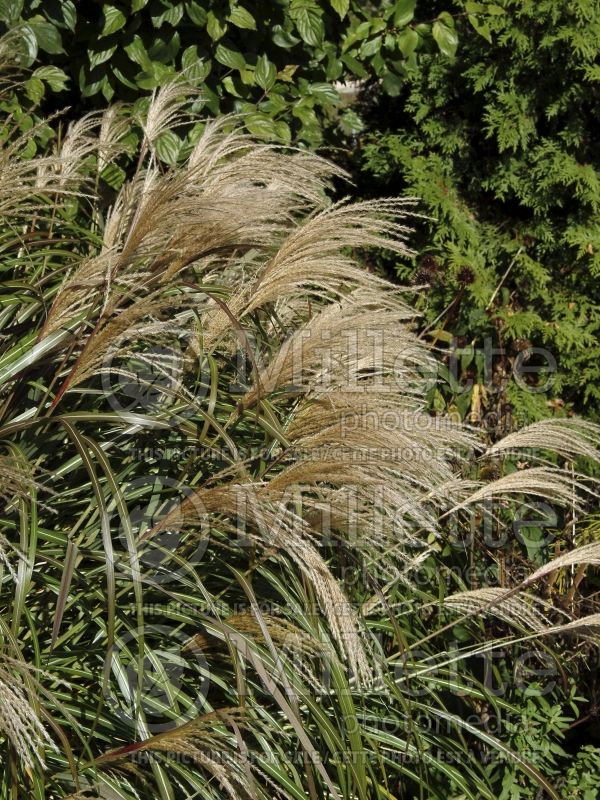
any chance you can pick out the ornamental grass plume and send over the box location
[0,70,599,800]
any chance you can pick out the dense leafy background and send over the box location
[357,0,600,423]
[0,0,486,148]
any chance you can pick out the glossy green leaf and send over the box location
[0,0,23,24]
[154,129,182,165]
[361,35,382,58]
[339,107,364,134]
[394,0,417,27]
[309,81,339,105]
[228,4,256,30]
[271,24,300,49]
[24,76,44,103]
[185,1,207,25]
[181,46,211,82]
[468,14,492,42]
[222,74,242,96]
[341,51,368,77]
[274,119,292,143]
[148,30,180,62]
[152,3,183,27]
[100,162,126,190]
[125,34,151,68]
[464,1,485,12]
[101,5,126,37]
[14,23,38,65]
[33,65,69,91]
[291,6,324,46]
[255,53,277,91]
[245,112,278,139]
[44,0,76,31]
[89,44,117,70]
[215,42,246,71]
[330,0,349,19]
[135,61,175,89]
[397,27,418,57]
[29,18,64,54]
[432,19,458,57]
[206,10,227,40]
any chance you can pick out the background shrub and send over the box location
[357,0,600,422]
[0,0,492,148]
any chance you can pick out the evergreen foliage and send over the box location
[359,0,600,421]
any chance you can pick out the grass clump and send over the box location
[0,75,599,799]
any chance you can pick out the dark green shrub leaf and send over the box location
[181,47,211,82]
[394,0,416,28]
[274,119,292,142]
[228,4,256,30]
[468,14,491,42]
[271,24,300,49]
[222,75,242,96]
[112,62,138,89]
[89,45,117,70]
[464,1,485,12]
[339,107,364,134]
[206,10,227,41]
[101,6,126,37]
[309,81,339,105]
[325,54,343,80]
[432,19,458,57]
[125,35,151,68]
[0,0,23,24]
[152,3,183,28]
[12,23,38,65]
[100,75,114,101]
[154,129,181,165]
[24,75,44,103]
[33,65,69,91]
[382,69,403,96]
[79,67,105,97]
[330,0,349,20]
[361,35,382,58]
[255,54,277,91]
[100,163,126,190]
[244,112,277,139]
[342,19,371,53]
[397,27,418,57]
[29,18,64,54]
[215,42,246,71]
[20,136,36,158]
[185,1,206,26]
[43,0,76,31]
[291,6,324,47]
[148,30,180,63]
[277,63,298,82]
[341,51,368,77]
[135,61,174,89]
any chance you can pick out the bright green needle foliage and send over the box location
[1,66,600,799]
[359,0,600,421]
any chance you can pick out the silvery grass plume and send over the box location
[1,69,600,800]
[0,658,57,769]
